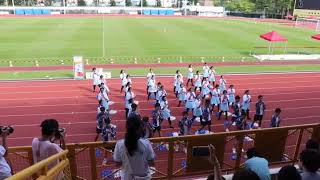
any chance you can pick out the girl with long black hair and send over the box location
[113,114,155,180]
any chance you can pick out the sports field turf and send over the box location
[0,16,319,66]
[1,64,320,80]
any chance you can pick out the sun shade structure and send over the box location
[260,31,288,54]
[311,34,320,41]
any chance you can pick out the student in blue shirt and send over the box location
[270,108,282,128]
[244,148,271,180]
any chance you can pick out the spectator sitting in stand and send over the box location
[299,149,320,180]
[305,139,319,151]
[0,127,12,179]
[278,165,301,180]
[244,148,270,180]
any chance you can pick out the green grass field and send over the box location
[1,64,320,80]
[0,16,319,66]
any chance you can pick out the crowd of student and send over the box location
[92,62,283,144]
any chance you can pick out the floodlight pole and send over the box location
[11,0,15,14]
[141,0,143,15]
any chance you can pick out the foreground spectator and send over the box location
[278,165,301,180]
[0,128,12,179]
[113,114,155,180]
[32,119,66,179]
[232,169,260,180]
[299,149,320,180]
[244,148,270,180]
[305,139,319,151]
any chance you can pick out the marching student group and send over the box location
[91,63,282,144]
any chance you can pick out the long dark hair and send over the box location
[125,114,143,156]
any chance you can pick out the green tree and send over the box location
[110,0,116,6]
[125,0,132,6]
[77,0,86,6]
[225,0,256,13]
[138,0,147,6]
[156,0,161,7]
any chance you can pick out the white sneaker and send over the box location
[225,128,230,132]
[245,136,253,141]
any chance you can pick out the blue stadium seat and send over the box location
[143,9,150,15]
[32,9,42,15]
[24,9,34,15]
[15,9,25,15]
[159,9,166,15]
[150,9,158,15]
[166,9,174,15]
[41,9,51,15]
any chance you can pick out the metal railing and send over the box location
[6,123,320,179]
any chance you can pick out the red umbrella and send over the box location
[260,31,288,54]
[312,34,320,41]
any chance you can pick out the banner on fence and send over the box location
[73,56,85,80]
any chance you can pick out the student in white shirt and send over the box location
[147,75,157,100]
[219,75,227,92]
[174,75,183,98]
[146,68,155,94]
[201,77,211,99]
[173,70,183,93]
[178,84,187,107]
[160,96,174,128]
[208,66,216,86]
[120,70,127,93]
[92,67,100,92]
[113,114,155,180]
[194,70,202,92]
[202,62,210,80]
[227,85,236,106]
[186,64,194,86]
[125,87,135,118]
[98,87,110,110]
[218,90,229,121]
[210,84,221,113]
[242,90,252,120]
[0,129,12,179]
[185,88,196,113]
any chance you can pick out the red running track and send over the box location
[1,72,320,147]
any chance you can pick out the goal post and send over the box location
[295,16,320,32]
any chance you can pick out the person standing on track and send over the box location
[208,66,216,87]
[251,95,266,129]
[203,62,210,81]
[210,84,221,113]
[174,75,183,98]
[156,85,166,103]
[120,70,127,93]
[201,77,211,99]
[178,84,187,107]
[227,85,236,106]
[160,96,174,129]
[185,87,196,113]
[219,75,227,92]
[192,94,203,123]
[97,87,110,110]
[125,87,136,118]
[218,90,229,121]
[201,99,212,132]
[270,108,282,128]
[146,68,155,94]
[152,103,163,137]
[186,64,194,86]
[173,70,183,93]
[225,95,241,132]
[147,75,157,100]
[92,67,100,92]
[194,70,202,92]
[242,90,252,120]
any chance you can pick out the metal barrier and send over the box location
[6,123,320,180]
[7,150,71,180]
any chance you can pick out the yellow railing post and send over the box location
[167,138,174,179]
[89,146,98,180]
[292,128,304,164]
[66,144,78,180]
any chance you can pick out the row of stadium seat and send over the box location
[15,9,51,15]
[143,9,174,15]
